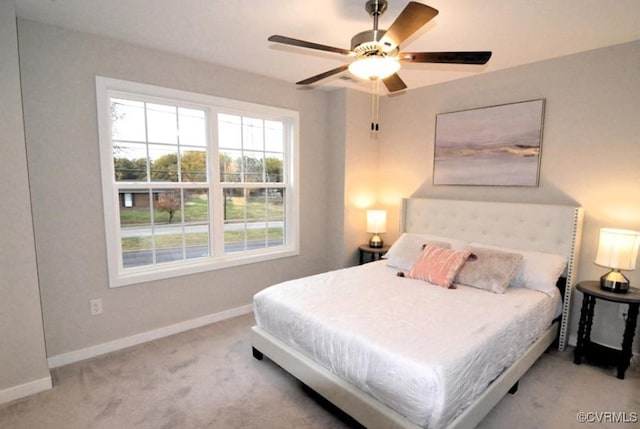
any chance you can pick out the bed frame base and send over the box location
[251,321,558,429]
[252,347,263,360]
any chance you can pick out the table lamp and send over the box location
[367,210,387,248]
[594,228,640,293]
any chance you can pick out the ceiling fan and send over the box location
[268,0,492,131]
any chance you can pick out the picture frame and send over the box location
[433,99,545,186]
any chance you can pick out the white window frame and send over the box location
[96,77,299,287]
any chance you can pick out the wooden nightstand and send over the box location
[573,280,640,379]
[358,244,390,265]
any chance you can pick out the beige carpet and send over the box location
[1,313,638,429]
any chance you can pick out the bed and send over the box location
[251,198,583,429]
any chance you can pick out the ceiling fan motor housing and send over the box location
[355,0,396,56]
[351,29,386,54]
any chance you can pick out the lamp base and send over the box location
[369,234,383,248]
[600,269,629,293]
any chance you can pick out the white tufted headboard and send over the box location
[401,198,584,350]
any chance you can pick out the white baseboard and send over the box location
[0,376,52,405]
[47,304,253,368]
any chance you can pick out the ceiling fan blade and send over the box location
[399,51,492,64]
[268,35,352,56]
[296,64,350,85]
[383,73,407,93]
[380,2,438,49]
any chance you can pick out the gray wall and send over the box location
[326,89,380,268]
[0,0,50,398]
[376,40,640,351]
[17,19,334,358]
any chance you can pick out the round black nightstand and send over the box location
[358,244,390,265]
[573,280,640,379]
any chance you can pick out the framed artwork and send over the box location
[433,99,545,186]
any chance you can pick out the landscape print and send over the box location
[433,99,545,186]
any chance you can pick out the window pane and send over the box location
[119,190,152,226]
[223,188,247,253]
[265,120,284,153]
[178,107,206,147]
[267,188,285,248]
[218,113,242,150]
[180,148,207,182]
[243,151,264,182]
[111,98,146,142]
[223,188,245,223]
[248,190,267,219]
[153,188,183,264]
[120,189,153,268]
[243,117,264,151]
[220,149,241,182]
[147,103,177,144]
[154,189,182,225]
[265,154,283,183]
[113,142,148,181]
[149,145,178,182]
[184,189,210,260]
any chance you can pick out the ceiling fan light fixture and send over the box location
[348,56,400,80]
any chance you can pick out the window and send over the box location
[96,77,299,287]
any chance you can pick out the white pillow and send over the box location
[385,233,468,272]
[470,242,567,295]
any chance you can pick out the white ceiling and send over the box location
[15,0,640,94]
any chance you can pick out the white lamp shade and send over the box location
[366,210,387,233]
[594,228,640,270]
[348,57,400,80]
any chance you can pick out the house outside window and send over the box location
[123,192,134,208]
[96,77,299,287]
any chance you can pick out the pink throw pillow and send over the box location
[408,244,471,288]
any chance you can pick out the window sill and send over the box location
[109,246,299,288]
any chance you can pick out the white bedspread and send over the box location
[253,261,561,429]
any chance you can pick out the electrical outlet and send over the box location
[90,298,103,315]
[618,304,627,321]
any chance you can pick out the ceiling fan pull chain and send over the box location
[371,79,380,134]
[370,80,376,131]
